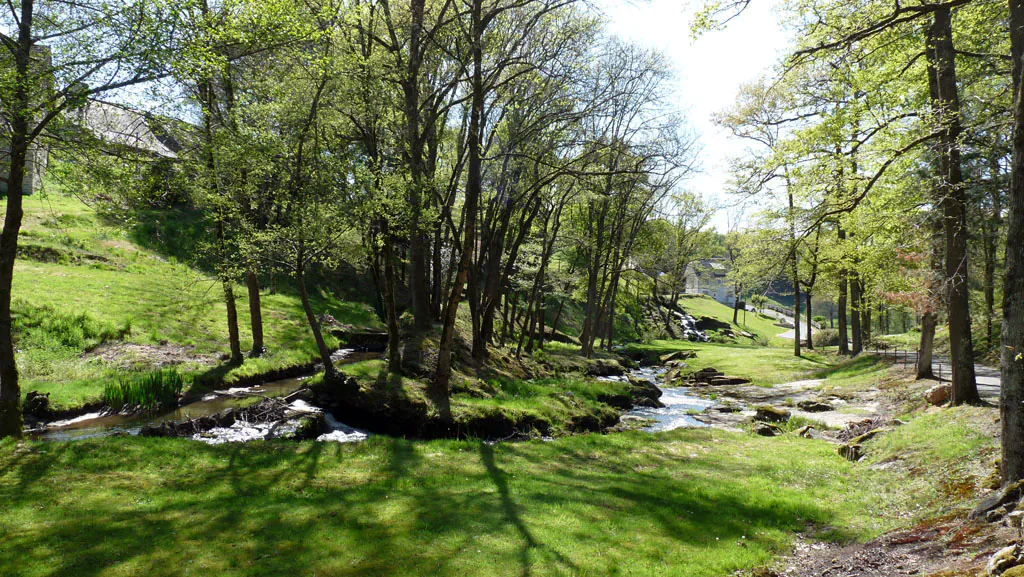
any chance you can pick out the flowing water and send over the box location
[614,366,715,431]
[29,349,378,442]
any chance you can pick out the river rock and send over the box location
[585,359,626,377]
[971,480,1024,521]
[926,384,951,406]
[851,428,889,445]
[633,397,666,409]
[754,422,781,437]
[712,402,742,413]
[659,350,696,364]
[792,425,822,439]
[23,391,50,418]
[797,400,833,413]
[838,443,863,462]
[708,376,751,386]
[754,406,791,423]
[987,544,1022,576]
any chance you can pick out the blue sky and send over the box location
[601,0,792,230]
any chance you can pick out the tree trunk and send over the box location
[851,271,863,355]
[931,7,978,404]
[404,0,430,331]
[434,1,483,395]
[838,230,850,356]
[1000,0,1024,484]
[805,292,813,350]
[381,225,403,374]
[0,2,32,437]
[297,253,335,379]
[246,270,264,357]
[917,312,938,379]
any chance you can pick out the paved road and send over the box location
[868,347,1001,400]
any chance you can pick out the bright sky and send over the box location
[600,0,792,231]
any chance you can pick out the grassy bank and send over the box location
[324,359,631,438]
[624,340,831,386]
[0,428,907,577]
[11,192,382,410]
[676,295,788,345]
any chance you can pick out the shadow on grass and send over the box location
[1,432,867,577]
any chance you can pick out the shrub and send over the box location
[103,369,189,411]
[813,328,840,348]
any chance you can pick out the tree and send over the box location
[0,0,189,438]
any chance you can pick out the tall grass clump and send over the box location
[13,299,124,351]
[103,369,189,411]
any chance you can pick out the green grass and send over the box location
[625,341,831,386]
[677,295,791,346]
[0,429,910,577]
[814,355,894,394]
[10,191,383,410]
[864,405,997,514]
[333,359,630,436]
[102,369,190,411]
[875,328,948,353]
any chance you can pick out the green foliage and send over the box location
[813,328,840,348]
[102,369,190,411]
[13,299,124,352]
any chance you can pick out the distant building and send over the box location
[0,43,53,196]
[684,259,735,306]
[77,100,187,160]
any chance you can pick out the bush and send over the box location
[813,328,840,348]
[103,369,189,411]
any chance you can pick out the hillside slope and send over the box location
[12,192,382,410]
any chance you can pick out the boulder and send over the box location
[708,376,751,386]
[987,544,1022,576]
[754,406,791,423]
[851,428,889,445]
[585,359,626,377]
[797,400,833,413]
[633,397,666,409]
[926,384,951,406]
[792,425,821,439]
[712,402,742,413]
[970,480,1024,521]
[659,350,696,364]
[1007,510,1024,528]
[23,391,50,418]
[1003,567,1024,577]
[754,422,781,437]
[838,443,863,462]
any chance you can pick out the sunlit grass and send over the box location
[0,429,911,577]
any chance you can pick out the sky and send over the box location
[600,0,792,230]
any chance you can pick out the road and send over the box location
[866,346,1001,401]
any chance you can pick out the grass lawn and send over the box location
[625,341,832,386]
[11,192,382,410]
[0,429,907,577]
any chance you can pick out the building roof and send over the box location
[79,100,188,159]
[685,259,730,278]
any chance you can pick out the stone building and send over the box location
[684,259,735,306]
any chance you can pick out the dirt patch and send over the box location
[777,517,1010,577]
[87,342,217,369]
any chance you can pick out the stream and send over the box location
[613,366,716,431]
[29,349,379,443]
[31,353,711,443]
